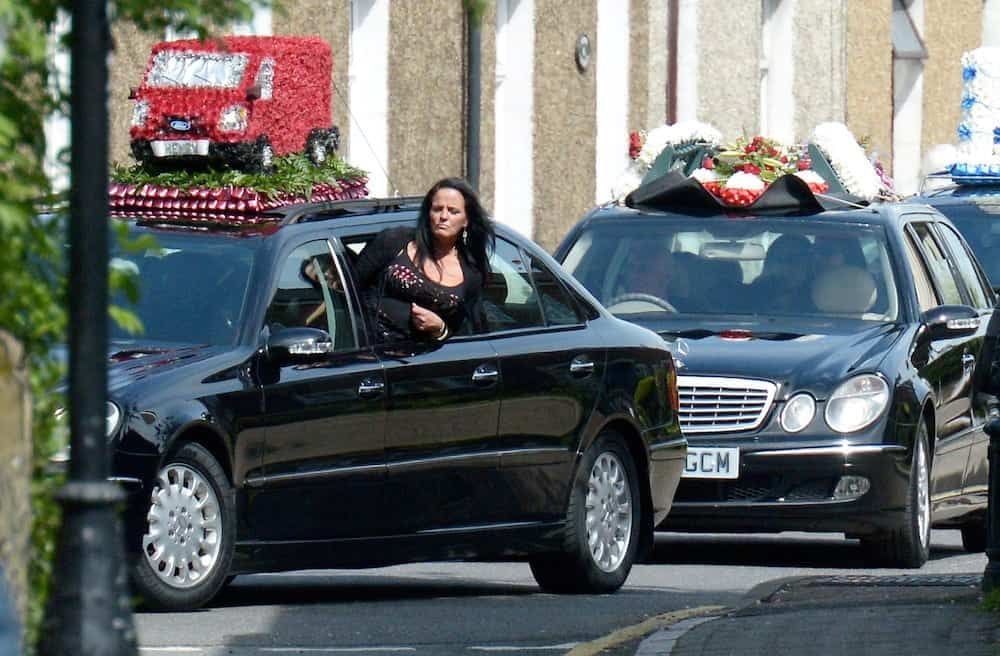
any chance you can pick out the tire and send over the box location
[961,518,987,553]
[862,422,931,568]
[529,430,642,594]
[131,443,235,610]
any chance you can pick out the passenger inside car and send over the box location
[747,235,815,313]
[612,240,693,311]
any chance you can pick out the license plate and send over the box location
[682,446,740,479]
[151,139,208,158]
[162,140,199,156]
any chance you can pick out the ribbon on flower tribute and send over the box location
[609,120,895,209]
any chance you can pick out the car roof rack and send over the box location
[279,196,424,225]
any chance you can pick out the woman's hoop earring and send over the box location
[462,228,468,245]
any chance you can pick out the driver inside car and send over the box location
[613,242,692,311]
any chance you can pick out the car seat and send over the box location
[810,265,877,317]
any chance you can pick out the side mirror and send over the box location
[265,327,334,362]
[920,304,980,341]
[128,87,139,100]
[246,84,262,101]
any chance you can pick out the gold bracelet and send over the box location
[435,324,449,341]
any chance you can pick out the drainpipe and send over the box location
[466,2,482,191]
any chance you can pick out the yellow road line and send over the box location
[564,605,726,656]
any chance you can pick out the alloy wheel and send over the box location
[142,463,223,589]
[916,436,930,550]
[584,451,633,572]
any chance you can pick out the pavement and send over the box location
[632,573,1000,655]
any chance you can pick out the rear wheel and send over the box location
[862,422,931,568]
[131,443,235,610]
[529,430,641,593]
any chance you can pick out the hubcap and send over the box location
[142,463,222,589]
[916,436,930,549]
[584,451,633,572]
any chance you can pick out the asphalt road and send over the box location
[134,529,986,655]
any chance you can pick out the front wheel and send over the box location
[130,443,235,610]
[862,423,931,568]
[530,430,642,593]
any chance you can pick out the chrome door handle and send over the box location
[963,352,976,371]
[357,379,385,398]
[570,356,595,377]
[472,364,499,384]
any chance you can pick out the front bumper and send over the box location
[660,443,911,536]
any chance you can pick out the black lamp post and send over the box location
[38,1,137,653]
[984,417,1000,592]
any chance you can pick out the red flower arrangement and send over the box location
[628,130,645,160]
[130,36,336,169]
[108,177,369,224]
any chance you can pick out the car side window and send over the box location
[903,231,939,312]
[526,253,585,326]
[910,222,964,306]
[264,240,357,351]
[935,223,993,310]
[483,238,545,331]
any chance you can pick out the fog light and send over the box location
[832,475,870,500]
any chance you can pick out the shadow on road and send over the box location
[646,531,968,569]
[207,572,540,609]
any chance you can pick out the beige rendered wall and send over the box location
[629,0,650,133]
[697,0,760,141]
[109,24,159,167]
[387,3,466,197]
[0,333,31,625]
[277,2,351,155]
[921,2,983,157]
[844,2,892,169]
[478,4,498,215]
[533,1,598,252]
[793,0,846,140]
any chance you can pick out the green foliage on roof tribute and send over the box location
[0,1,272,652]
[112,151,365,201]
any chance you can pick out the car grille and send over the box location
[677,376,777,434]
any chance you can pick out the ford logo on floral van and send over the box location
[128,35,340,173]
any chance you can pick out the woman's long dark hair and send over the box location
[415,177,495,277]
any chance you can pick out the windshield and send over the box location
[561,216,899,323]
[110,231,255,346]
[147,51,249,88]
[928,199,1000,288]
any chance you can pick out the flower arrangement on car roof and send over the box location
[112,35,369,223]
[950,47,1000,183]
[612,120,895,208]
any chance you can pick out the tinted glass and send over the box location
[264,240,356,351]
[911,222,963,305]
[527,254,584,326]
[110,232,254,346]
[928,198,1000,287]
[935,223,992,309]
[483,238,545,331]
[561,217,899,322]
[903,232,939,312]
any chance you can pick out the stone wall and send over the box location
[0,332,31,625]
[844,2,892,171]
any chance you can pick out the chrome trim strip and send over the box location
[108,476,142,486]
[245,463,385,488]
[498,447,568,458]
[673,498,857,508]
[751,444,907,457]
[416,520,554,535]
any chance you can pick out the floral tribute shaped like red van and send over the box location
[129,35,340,173]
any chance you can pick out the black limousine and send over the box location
[94,197,685,609]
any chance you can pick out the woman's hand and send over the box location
[410,303,447,338]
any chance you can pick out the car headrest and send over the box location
[811,266,876,314]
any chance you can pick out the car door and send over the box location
[250,238,387,540]
[338,230,504,535]
[484,236,605,523]
[933,221,995,505]
[906,221,977,507]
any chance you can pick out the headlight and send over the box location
[780,393,815,433]
[824,374,889,433]
[131,100,149,127]
[218,104,249,132]
[106,401,122,437]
